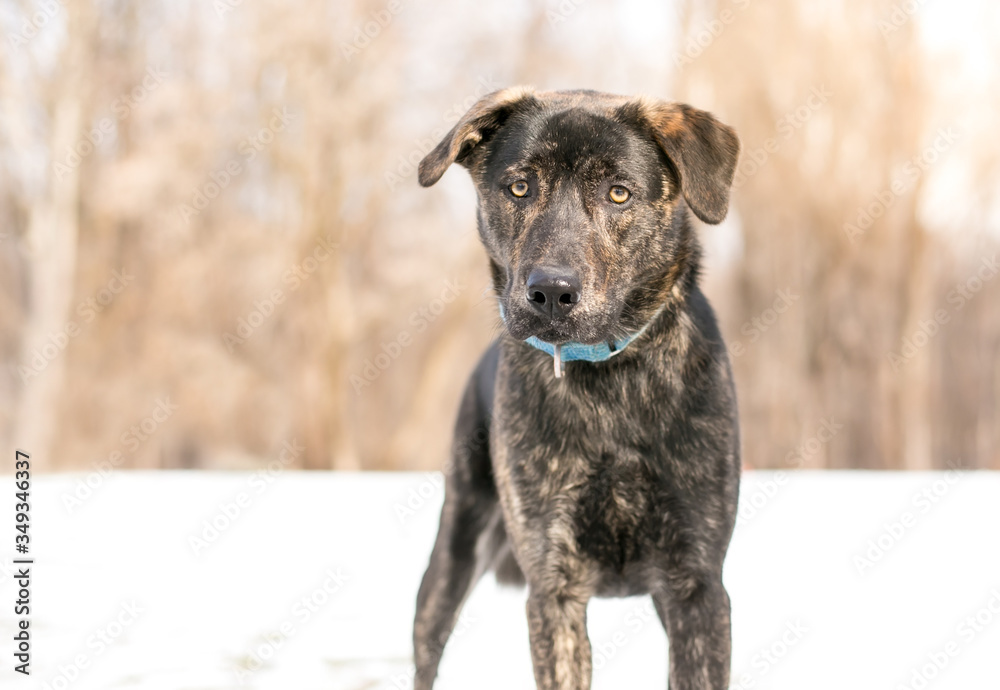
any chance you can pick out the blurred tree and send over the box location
[676,0,1000,469]
[0,0,996,472]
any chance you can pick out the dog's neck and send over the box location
[521,302,668,378]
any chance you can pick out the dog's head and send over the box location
[419,88,739,346]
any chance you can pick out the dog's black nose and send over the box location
[525,267,582,318]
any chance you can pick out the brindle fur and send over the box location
[413,88,741,690]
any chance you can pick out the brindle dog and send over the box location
[412,88,741,690]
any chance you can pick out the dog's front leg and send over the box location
[653,577,732,690]
[525,587,592,690]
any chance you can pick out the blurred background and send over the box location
[1,0,998,474]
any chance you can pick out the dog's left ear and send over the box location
[418,87,537,187]
[642,102,740,224]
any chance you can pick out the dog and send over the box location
[412,88,741,690]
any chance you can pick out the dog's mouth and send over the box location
[526,323,577,345]
[500,298,624,346]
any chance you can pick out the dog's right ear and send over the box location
[418,87,536,187]
[641,101,740,225]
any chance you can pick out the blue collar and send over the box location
[499,302,662,378]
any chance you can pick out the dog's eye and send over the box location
[509,180,530,198]
[608,186,630,204]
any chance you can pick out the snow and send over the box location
[1,470,999,689]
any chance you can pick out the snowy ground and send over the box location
[1,469,999,690]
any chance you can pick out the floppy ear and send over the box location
[418,87,536,187]
[644,102,740,224]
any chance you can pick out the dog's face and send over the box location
[419,88,739,346]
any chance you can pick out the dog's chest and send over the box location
[571,453,665,572]
[497,352,689,574]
